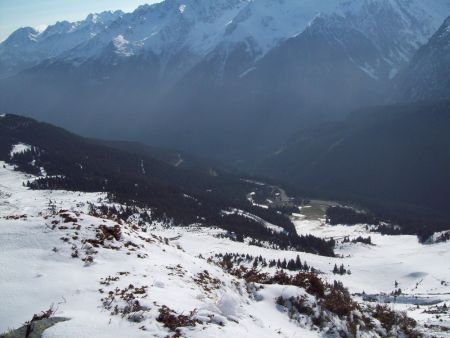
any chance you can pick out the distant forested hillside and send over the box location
[254,101,450,234]
[0,114,335,256]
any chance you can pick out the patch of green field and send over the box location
[300,200,338,220]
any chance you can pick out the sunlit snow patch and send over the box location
[112,35,133,57]
[223,208,285,234]
[10,143,32,158]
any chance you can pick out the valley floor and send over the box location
[0,162,449,337]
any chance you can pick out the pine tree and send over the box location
[303,262,309,271]
[333,264,339,274]
[287,259,295,271]
[295,255,301,270]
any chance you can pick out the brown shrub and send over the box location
[373,304,419,336]
[193,270,222,293]
[59,210,78,223]
[321,287,355,318]
[156,306,198,333]
[290,272,325,298]
[100,224,121,241]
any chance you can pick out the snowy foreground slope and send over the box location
[1,161,449,337]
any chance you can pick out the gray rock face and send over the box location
[395,16,450,102]
[1,317,69,338]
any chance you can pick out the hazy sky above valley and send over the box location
[0,0,161,42]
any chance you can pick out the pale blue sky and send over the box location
[0,0,161,42]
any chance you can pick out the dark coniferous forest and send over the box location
[0,114,335,256]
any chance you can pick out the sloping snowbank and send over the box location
[0,162,317,338]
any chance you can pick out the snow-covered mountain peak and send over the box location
[388,15,450,109]
[1,27,39,47]
[0,0,449,80]
[220,0,340,53]
[30,10,124,42]
[86,10,125,24]
[0,0,450,72]
[332,0,450,75]
[0,10,124,77]
[343,0,438,37]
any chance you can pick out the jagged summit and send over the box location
[0,10,124,77]
[2,0,448,78]
[1,27,39,46]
